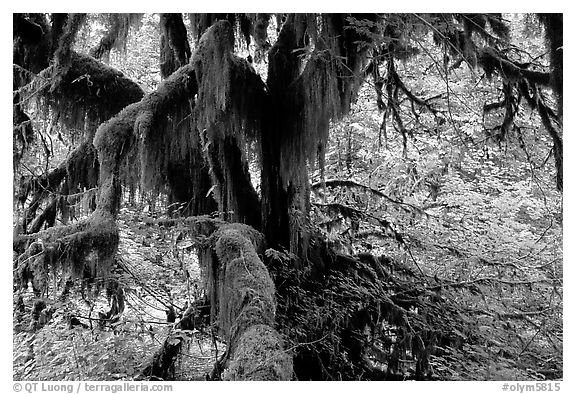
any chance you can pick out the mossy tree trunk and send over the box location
[191,21,265,228]
[260,16,303,251]
[159,13,217,216]
[261,14,374,255]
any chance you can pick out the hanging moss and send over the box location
[93,62,198,216]
[17,139,99,235]
[15,56,205,299]
[15,212,119,292]
[138,15,197,196]
[285,50,340,183]
[270,13,375,181]
[193,21,265,140]
[13,13,52,86]
[260,14,377,254]
[159,13,191,78]
[13,98,34,167]
[136,70,200,196]
[53,13,86,67]
[478,47,550,86]
[151,14,219,215]
[250,14,272,61]
[26,51,144,133]
[192,21,235,132]
[66,140,99,190]
[15,15,145,235]
[191,21,266,225]
[90,13,143,59]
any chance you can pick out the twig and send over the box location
[284,333,330,352]
[310,178,422,213]
[428,277,554,291]
[404,245,427,279]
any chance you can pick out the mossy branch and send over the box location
[16,140,98,234]
[22,51,144,132]
[14,212,119,293]
[478,46,551,87]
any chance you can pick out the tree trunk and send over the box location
[261,15,309,252]
[159,13,217,217]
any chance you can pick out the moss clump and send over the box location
[224,324,293,381]
[214,223,265,255]
[64,52,144,123]
[25,51,144,134]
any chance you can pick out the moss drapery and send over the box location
[157,13,217,216]
[261,14,376,254]
[90,14,142,60]
[14,61,199,294]
[192,21,265,227]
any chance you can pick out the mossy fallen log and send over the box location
[207,224,293,380]
[224,324,292,380]
[141,222,292,381]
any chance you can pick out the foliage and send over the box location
[14,322,153,380]
[305,15,561,379]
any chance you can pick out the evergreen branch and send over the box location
[312,201,405,245]
[311,178,423,213]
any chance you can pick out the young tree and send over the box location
[13,13,562,380]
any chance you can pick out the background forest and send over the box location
[12,13,562,381]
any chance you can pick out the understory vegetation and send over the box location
[13,13,562,381]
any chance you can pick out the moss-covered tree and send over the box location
[13,13,562,380]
